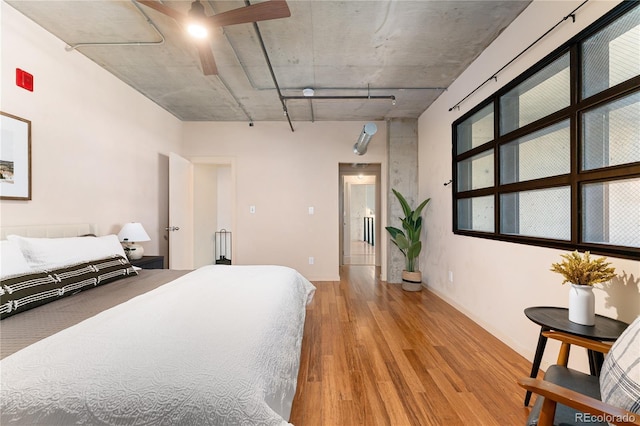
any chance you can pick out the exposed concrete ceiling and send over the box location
[6,0,531,123]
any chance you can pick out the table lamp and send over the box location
[118,222,151,260]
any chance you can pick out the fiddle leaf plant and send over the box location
[385,189,430,272]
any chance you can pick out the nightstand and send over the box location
[129,255,165,270]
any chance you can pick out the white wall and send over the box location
[418,0,640,372]
[0,1,183,258]
[182,121,388,281]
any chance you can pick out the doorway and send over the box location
[339,163,381,266]
[168,153,235,269]
[193,163,232,268]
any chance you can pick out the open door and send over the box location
[168,152,194,269]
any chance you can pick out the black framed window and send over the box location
[452,2,640,260]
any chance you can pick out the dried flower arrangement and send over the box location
[550,251,616,286]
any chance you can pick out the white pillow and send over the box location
[0,240,34,278]
[6,234,127,270]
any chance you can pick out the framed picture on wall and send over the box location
[0,112,32,200]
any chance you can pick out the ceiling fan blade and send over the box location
[196,42,218,75]
[137,0,187,23]
[206,1,291,28]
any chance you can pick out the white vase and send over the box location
[568,284,595,326]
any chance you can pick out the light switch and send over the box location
[250,205,256,214]
[308,206,314,215]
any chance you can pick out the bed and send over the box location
[0,224,316,425]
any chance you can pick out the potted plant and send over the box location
[550,251,616,325]
[385,189,430,291]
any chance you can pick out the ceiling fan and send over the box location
[137,0,291,75]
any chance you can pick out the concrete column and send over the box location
[386,118,419,283]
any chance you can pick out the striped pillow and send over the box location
[0,256,137,319]
[0,271,59,318]
[599,316,640,421]
[91,256,137,286]
[50,262,99,296]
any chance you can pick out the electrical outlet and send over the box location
[308,206,314,215]
[309,257,314,265]
[448,271,454,283]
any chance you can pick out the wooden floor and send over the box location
[290,265,534,425]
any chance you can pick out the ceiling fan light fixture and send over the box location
[187,0,208,38]
[188,0,206,18]
[187,23,208,39]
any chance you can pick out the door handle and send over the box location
[165,226,180,232]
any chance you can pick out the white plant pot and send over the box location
[568,284,595,326]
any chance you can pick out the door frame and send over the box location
[168,155,237,268]
[191,156,237,265]
[338,163,382,267]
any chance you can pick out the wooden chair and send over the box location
[518,317,640,426]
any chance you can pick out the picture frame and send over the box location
[0,112,32,200]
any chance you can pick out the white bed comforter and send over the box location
[0,265,316,426]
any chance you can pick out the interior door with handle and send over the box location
[168,153,194,270]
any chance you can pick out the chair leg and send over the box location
[557,342,570,366]
[538,397,557,426]
[526,328,549,406]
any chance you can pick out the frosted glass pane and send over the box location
[501,120,570,184]
[583,6,640,98]
[500,187,571,240]
[582,178,640,248]
[583,91,640,170]
[457,196,494,232]
[456,104,494,155]
[457,150,494,192]
[500,53,570,135]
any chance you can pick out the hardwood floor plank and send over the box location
[368,304,426,394]
[290,265,532,425]
[458,392,502,426]
[416,391,465,426]
[357,345,394,425]
[376,381,415,425]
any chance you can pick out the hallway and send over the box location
[343,240,375,265]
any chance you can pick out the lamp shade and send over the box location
[118,223,151,243]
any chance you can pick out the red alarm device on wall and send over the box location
[16,68,33,92]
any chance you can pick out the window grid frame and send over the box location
[452,2,640,260]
